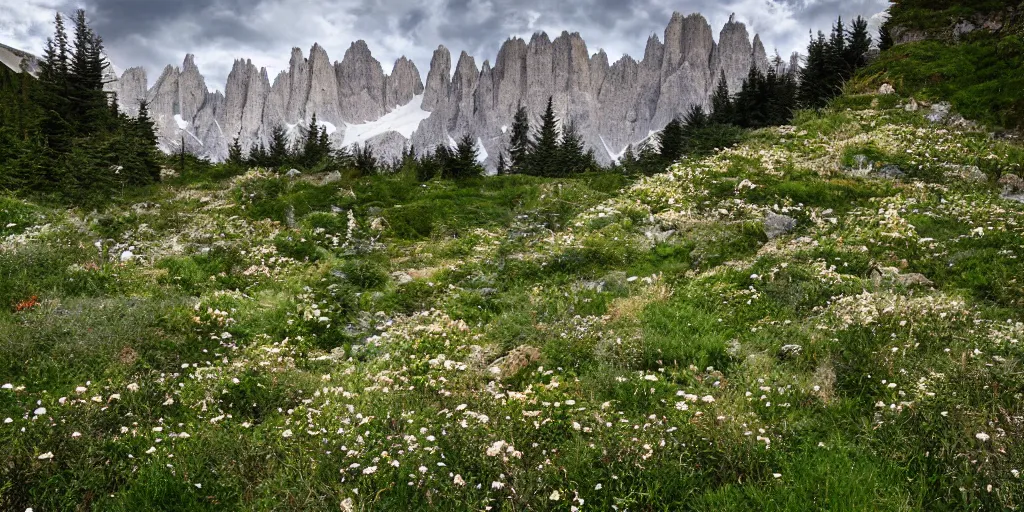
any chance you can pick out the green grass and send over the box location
[3,82,1024,510]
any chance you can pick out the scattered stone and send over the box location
[119,250,134,263]
[321,171,342,184]
[643,226,676,244]
[465,345,496,369]
[876,164,905,179]
[285,168,302,178]
[953,20,977,41]
[942,164,987,183]
[878,83,895,95]
[998,173,1024,194]
[285,205,296,229]
[390,271,413,285]
[925,102,952,124]
[948,115,975,129]
[895,273,934,288]
[904,98,919,112]
[489,345,541,380]
[779,344,803,358]
[763,213,797,240]
[1000,174,1024,203]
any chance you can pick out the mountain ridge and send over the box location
[105,12,789,167]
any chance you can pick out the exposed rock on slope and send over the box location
[110,11,772,168]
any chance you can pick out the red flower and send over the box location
[14,295,39,312]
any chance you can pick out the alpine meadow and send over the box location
[1,1,1024,510]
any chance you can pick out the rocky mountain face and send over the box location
[109,11,770,167]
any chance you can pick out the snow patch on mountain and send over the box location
[319,121,337,136]
[173,114,188,130]
[341,94,430,147]
[475,137,488,163]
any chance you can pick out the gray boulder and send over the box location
[925,102,952,123]
[764,213,797,239]
[876,164,905,179]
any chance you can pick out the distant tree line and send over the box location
[1,13,875,200]
[0,11,161,204]
[495,97,600,177]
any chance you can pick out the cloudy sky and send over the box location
[2,0,889,92]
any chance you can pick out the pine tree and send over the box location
[558,120,588,175]
[845,16,872,71]
[133,100,161,181]
[332,143,352,169]
[799,31,830,108]
[636,136,661,174]
[879,24,894,51]
[353,143,378,176]
[710,70,733,124]
[69,9,110,133]
[37,14,73,158]
[248,142,268,168]
[620,144,638,173]
[496,152,508,175]
[658,117,686,164]
[318,127,331,162]
[509,103,531,173]
[450,134,484,179]
[228,136,245,167]
[301,114,322,168]
[529,97,561,177]
[269,125,289,168]
[684,105,710,129]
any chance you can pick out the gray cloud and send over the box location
[0,0,888,92]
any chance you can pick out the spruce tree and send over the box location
[333,143,352,168]
[444,134,484,179]
[133,100,161,181]
[353,143,378,176]
[799,31,830,108]
[269,126,289,168]
[509,103,531,173]
[37,14,73,158]
[658,117,686,164]
[228,136,245,168]
[529,97,561,177]
[879,24,894,51]
[558,121,588,175]
[845,17,872,71]
[620,144,638,173]
[248,142,268,168]
[301,114,322,168]
[710,70,733,125]
[496,152,508,175]
[69,9,110,133]
[636,136,661,174]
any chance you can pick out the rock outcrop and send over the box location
[113,67,148,117]
[109,11,774,168]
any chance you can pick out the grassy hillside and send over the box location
[857,0,1024,129]
[2,88,1023,510]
